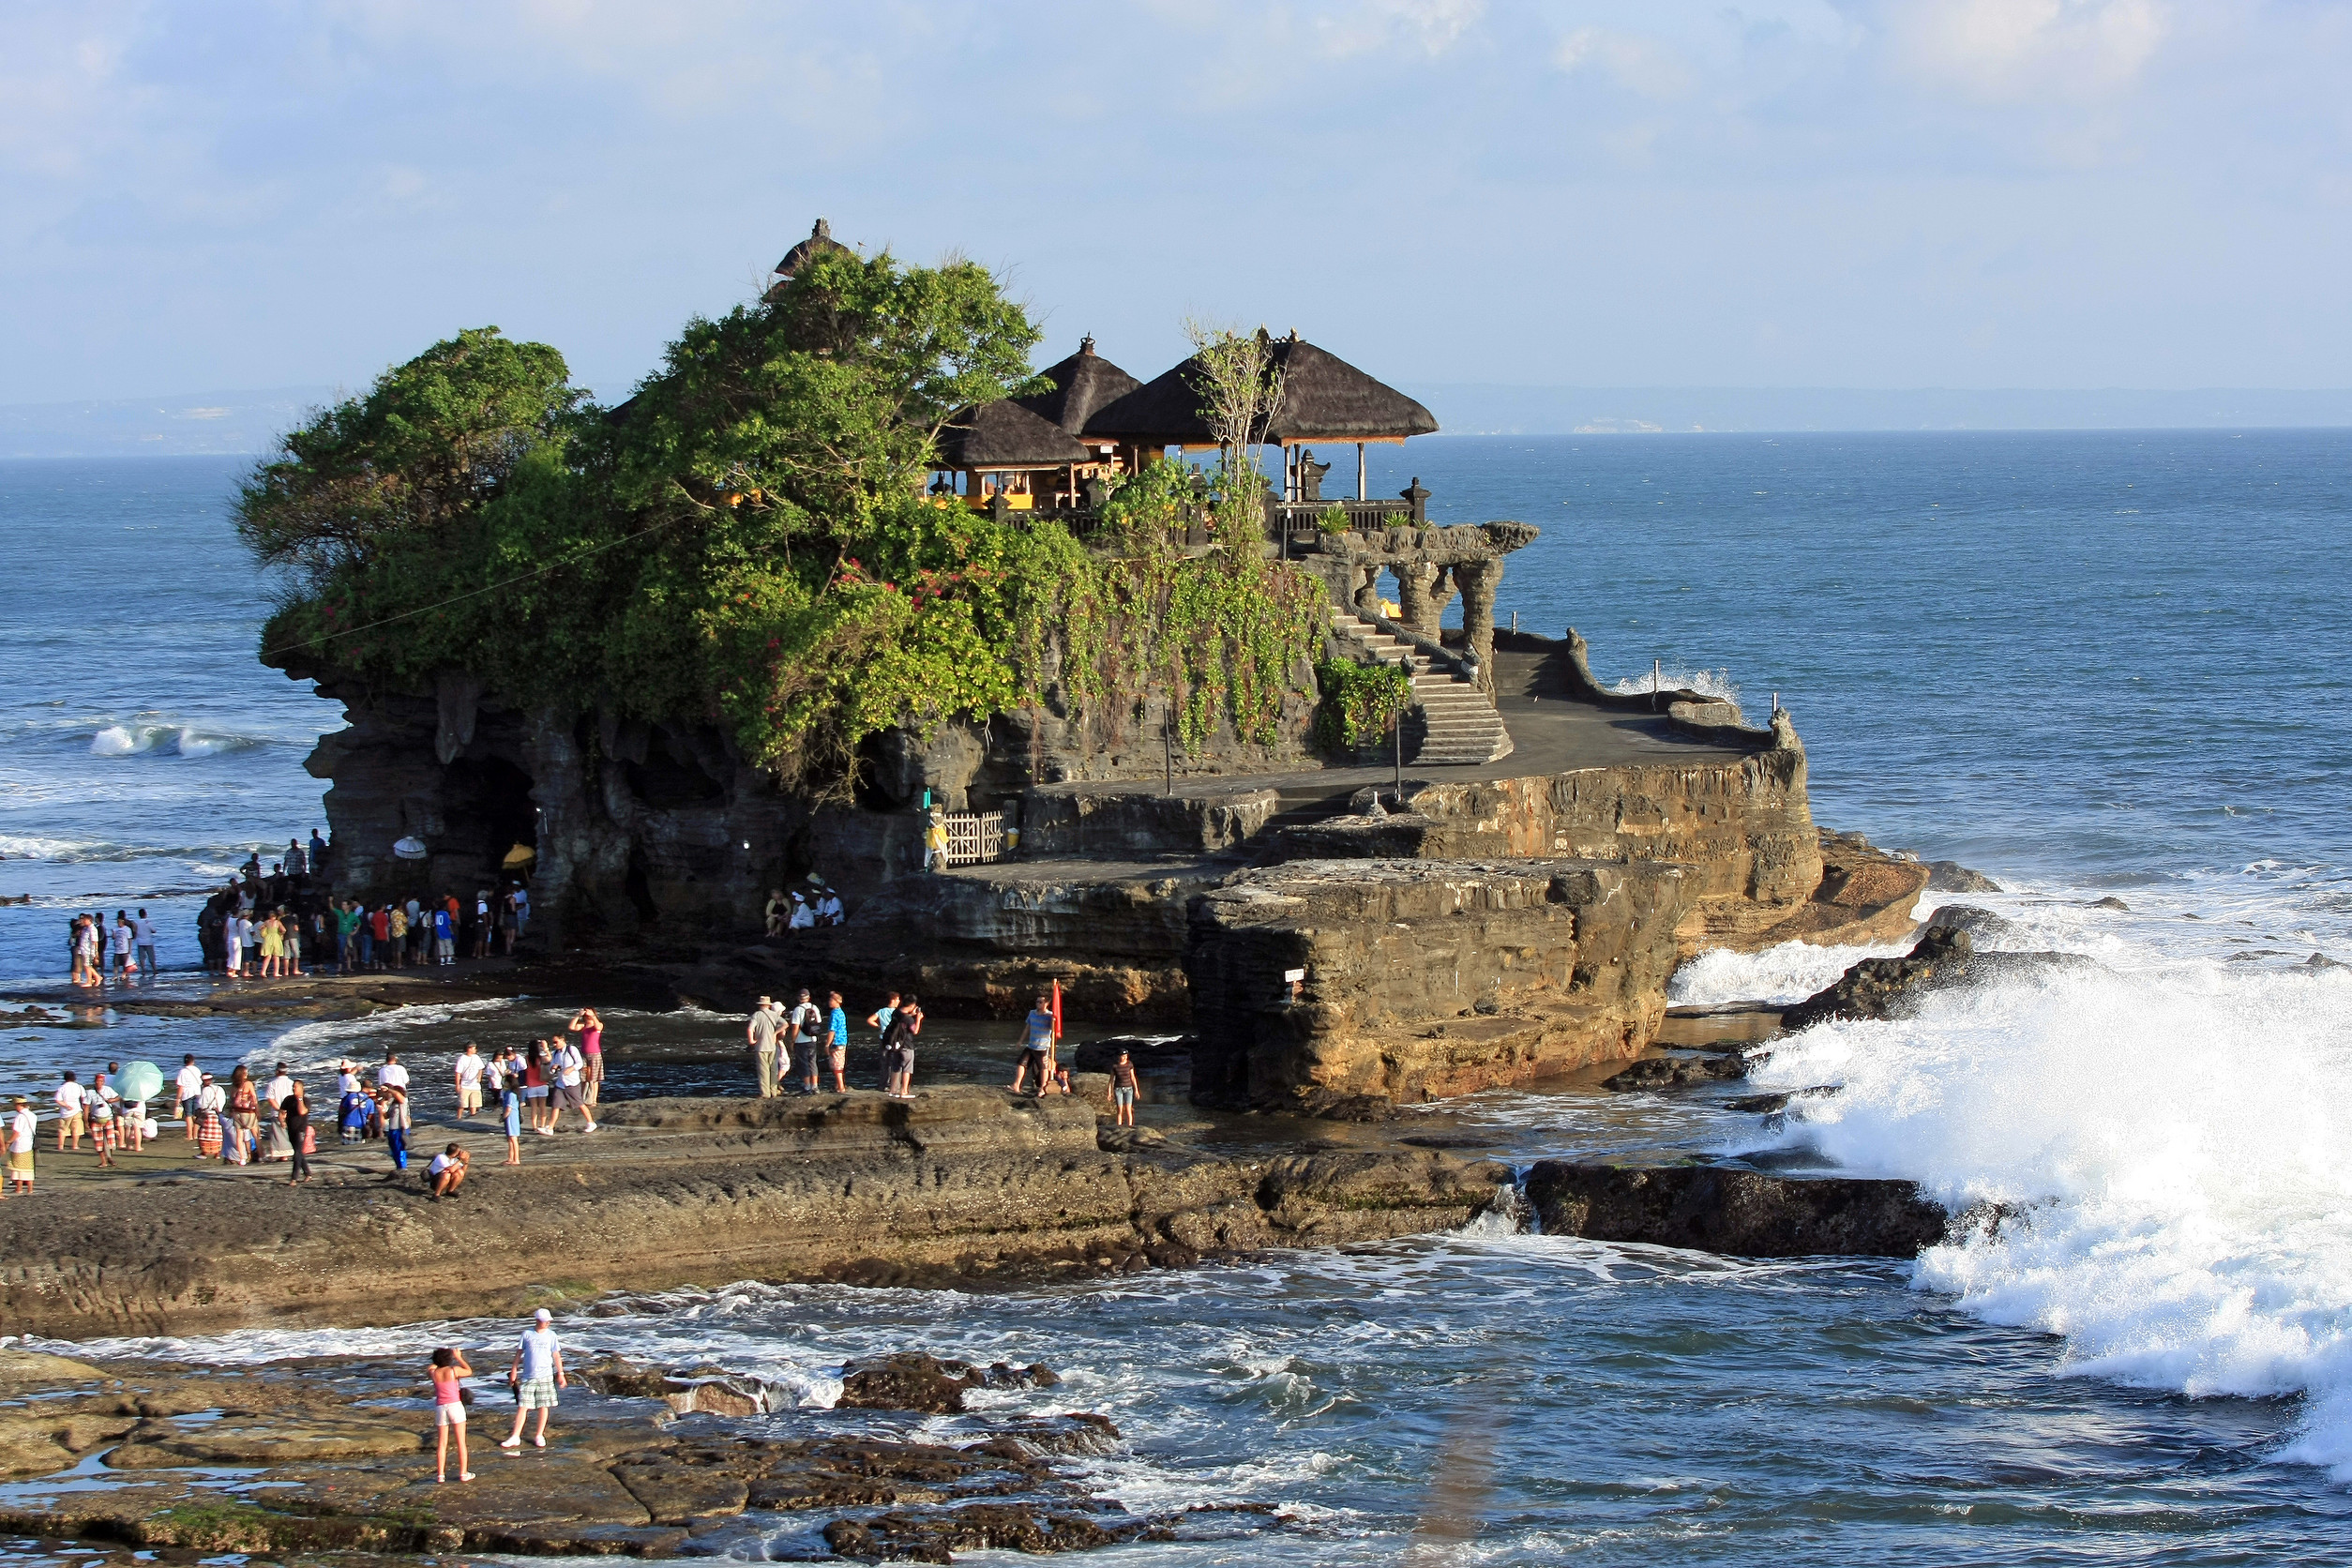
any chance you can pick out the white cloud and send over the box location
[1313,0,1487,59]
[1554,25,1696,99]
[1881,0,2170,99]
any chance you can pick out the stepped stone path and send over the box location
[1328,607,1515,765]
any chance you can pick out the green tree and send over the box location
[235,327,580,584]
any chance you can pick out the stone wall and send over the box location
[1185,857,1692,1109]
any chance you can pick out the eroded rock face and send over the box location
[1185,858,1691,1108]
[1524,1162,1950,1258]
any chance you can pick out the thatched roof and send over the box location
[1015,338,1142,438]
[932,399,1093,471]
[773,218,852,279]
[1083,335,1438,445]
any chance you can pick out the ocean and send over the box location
[5,432,2352,1561]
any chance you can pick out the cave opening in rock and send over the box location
[441,755,537,875]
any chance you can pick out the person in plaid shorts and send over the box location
[499,1307,566,1449]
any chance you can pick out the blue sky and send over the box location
[5,1,2349,405]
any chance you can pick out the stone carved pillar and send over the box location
[1454,558,1500,687]
[1353,563,1384,617]
[1395,562,1456,638]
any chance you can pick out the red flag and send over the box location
[1049,978,1063,1041]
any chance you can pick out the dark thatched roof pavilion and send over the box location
[1015,338,1143,438]
[1083,335,1438,447]
[774,218,852,279]
[932,399,1093,472]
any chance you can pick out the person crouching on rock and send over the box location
[429,1346,475,1483]
[502,1307,565,1450]
[428,1143,468,1199]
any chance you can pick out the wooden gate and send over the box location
[942,810,1005,866]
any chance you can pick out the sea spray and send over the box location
[1748,959,2352,1477]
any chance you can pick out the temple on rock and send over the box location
[283,221,1934,1120]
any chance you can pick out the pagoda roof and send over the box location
[1084,335,1438,445]
[1014,337,1143,438]
[932,399,1093,471]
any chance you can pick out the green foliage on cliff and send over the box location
[249,249,1325,788]
[1312,657,1414,750]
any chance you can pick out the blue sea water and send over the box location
[4,434,2352,1562]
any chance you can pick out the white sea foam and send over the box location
[1607,665,1741,705]
[1747,957,2352,1480]
[1666,938,1905,1006]
[84,722,266,759]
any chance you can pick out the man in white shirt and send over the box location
[501,1307,565,1449]
[196,1074,227,1117]
[223,915,245,977]
[133,909,158,974]
[264,1062,294,1111]
[379,1052,410,1092]
[511,886,529,936]
[455,1045,486,1119]
[53,1074,87,1153]
[817,891,845,926]
[173,1054,204,1139]
[547,1039,596,1135]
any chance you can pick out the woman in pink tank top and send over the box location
[430,1346,475,1483]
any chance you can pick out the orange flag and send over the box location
[1049,978,1063,1041]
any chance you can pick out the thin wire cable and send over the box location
[259,516,684,659]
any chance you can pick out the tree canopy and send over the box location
[250,249,1321,792]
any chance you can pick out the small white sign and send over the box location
[1283,968,1306,983]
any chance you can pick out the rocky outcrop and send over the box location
[1524,1161,1951,1257]
[837,1353,1060,1415]
[0,1352,1159,1561]
[1780,926,2099,1032]
[1185,858,1691,1108]
[0,1087,1507,1341]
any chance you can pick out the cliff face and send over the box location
[298,668,1320,943]
[1184,858,1691,1109]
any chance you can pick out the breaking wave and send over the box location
[1608,664,1741,704]
[89,722,265,758]
[1747,955,2352,1481]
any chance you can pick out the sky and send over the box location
[4,0,2350,408]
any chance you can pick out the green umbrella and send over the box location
[116,1061,164,1103]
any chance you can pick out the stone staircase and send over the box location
[1327,608,1514,765]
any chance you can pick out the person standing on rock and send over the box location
[455,1044,485,1120]
[284,1080,314,1184]
[430,1346,476,1483]
[133,908,158,977]
[790,989,824,1093]
[6,1096,35,1195]
[53,1071,87,1153]
[866,993,899,1087]
[747,996,780,1098]
[882,995,922,1099]
[500,1308,565,1450]
[824,992,849,1093]
[548,1035,596,1135]
[1108,1050,1140,1127]
[499,1061,523,1165]
[380,1080,412,1170]
[1008,995,1055,1094]
[567,1009,605,1106]
[171,1055,203,1142]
